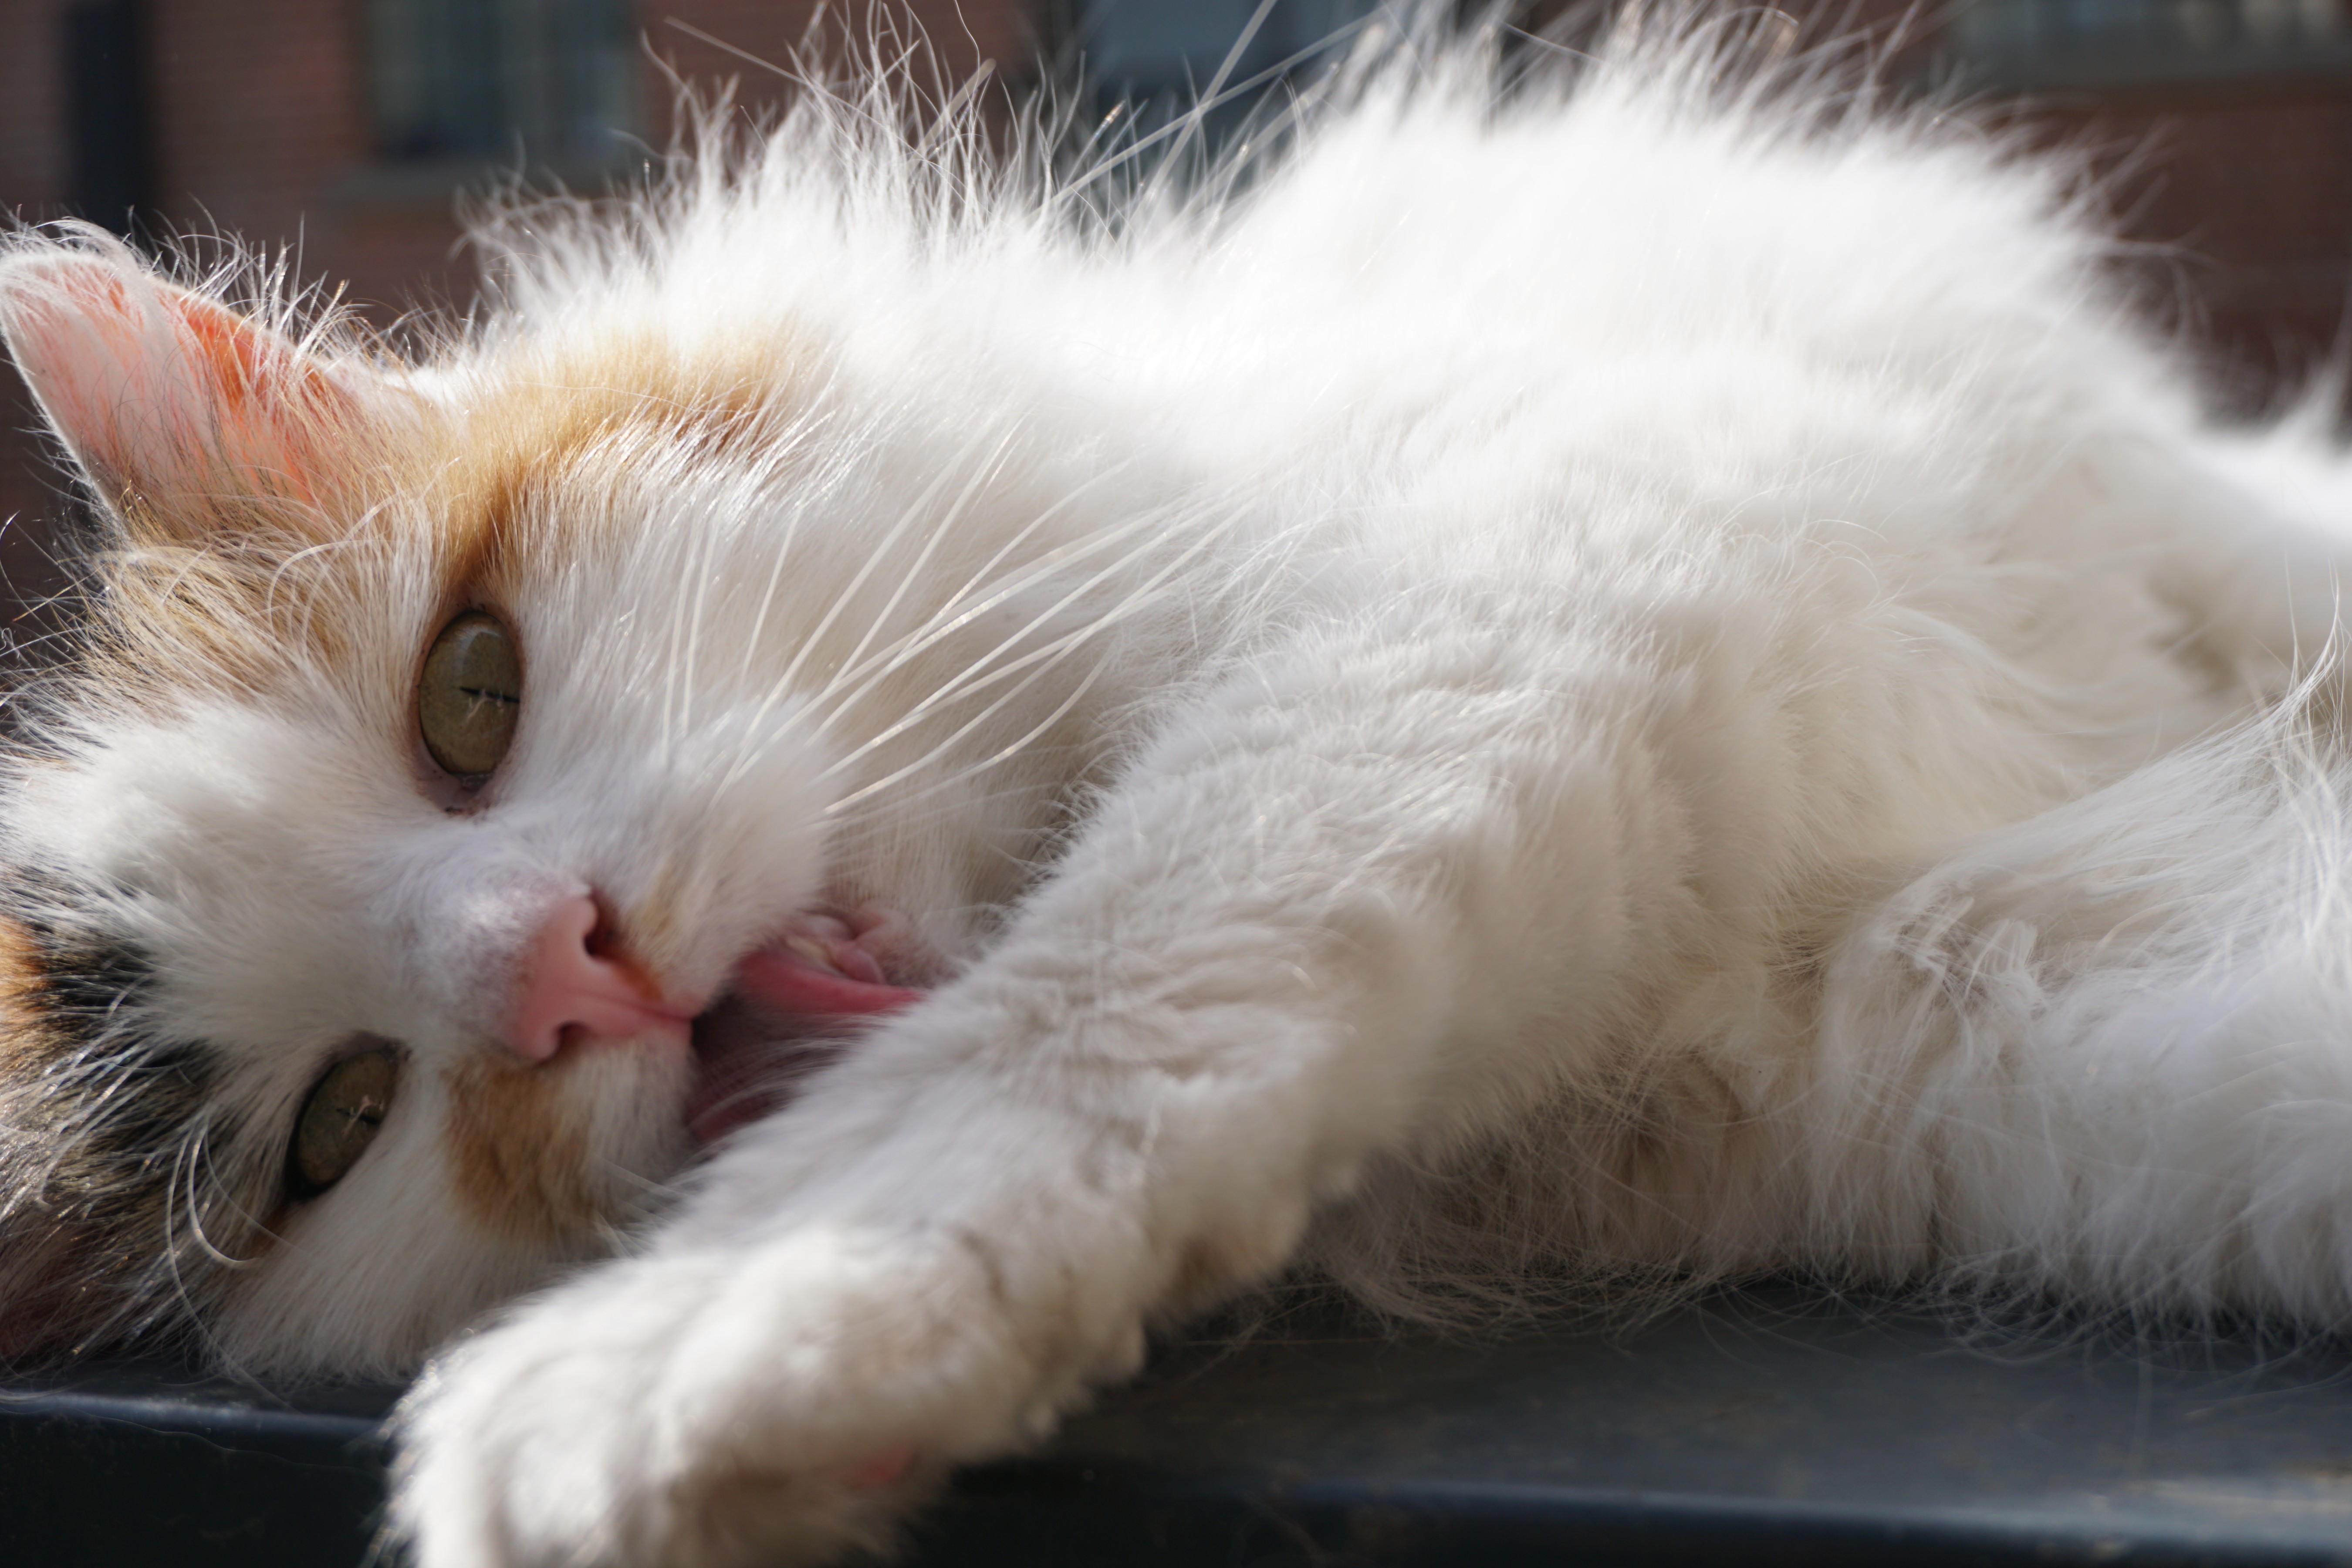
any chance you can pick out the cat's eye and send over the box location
[418,609,523,779]
[288,1046,400,1199]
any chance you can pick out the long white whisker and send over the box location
[656,470,692,757]
[722,426,1004,770]
[821,632,1105,816]
[814,500,1246,785]
[180,1124,254,1270]
[827,428,1019,685]
[808,480,1173,735]
[820,507,1242,811]
[672,483,722,759]
[829,654,1112,822]
[847,460,1134,664]
[711,453,1139,798]
[733,419,827,688]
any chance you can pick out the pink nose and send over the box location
[506,895,693,1062]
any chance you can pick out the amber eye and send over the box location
[418,609,522,779]
[288,1045,400,1199]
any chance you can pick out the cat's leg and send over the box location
[1793,723,2352,1318]
[391,615,1742,1568]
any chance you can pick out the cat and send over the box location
[6,9,2352,1566]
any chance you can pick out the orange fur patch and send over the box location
[423,332,804,611]
[74,310,813,724]
[442,1054,605,1243]
[0,916,48,1069]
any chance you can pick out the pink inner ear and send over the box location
[0,251,360,519]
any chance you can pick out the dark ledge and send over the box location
[7,1285,2352,1566]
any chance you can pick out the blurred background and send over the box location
[3,0,2350,632]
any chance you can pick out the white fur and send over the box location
[9,14,2352,1567]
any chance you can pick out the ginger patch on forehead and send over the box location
[426,335,806,602]
[442,1054,605,1243]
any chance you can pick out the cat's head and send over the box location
[0,228,1105,1377]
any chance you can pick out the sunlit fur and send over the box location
[8,8,2352,1565]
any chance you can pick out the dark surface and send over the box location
[0,1358,396,1567]
[8,1287,2352,1566]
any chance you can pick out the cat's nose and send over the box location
[505,895,693,1061]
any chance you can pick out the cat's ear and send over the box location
[0,233,399,543]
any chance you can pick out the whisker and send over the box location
[815,497,1247,784]
[178,1123,253,1271]
[825,428,1019,687]
[821,504,1244,813]
[831,652,1111,822]
[805,477,1171,738]
[671,491,722,758]
[731,410,833,689]
[718,425,1004,773]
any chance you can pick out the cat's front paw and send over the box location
[393,1223,1125,1568]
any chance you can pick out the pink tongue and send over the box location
[686,916,925,1146]
[731,944,924,1017]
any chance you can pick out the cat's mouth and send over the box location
[683,911,925,1145]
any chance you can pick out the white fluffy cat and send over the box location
[5,12,2352,1566]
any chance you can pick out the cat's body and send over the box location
[6,17,2352,1566]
